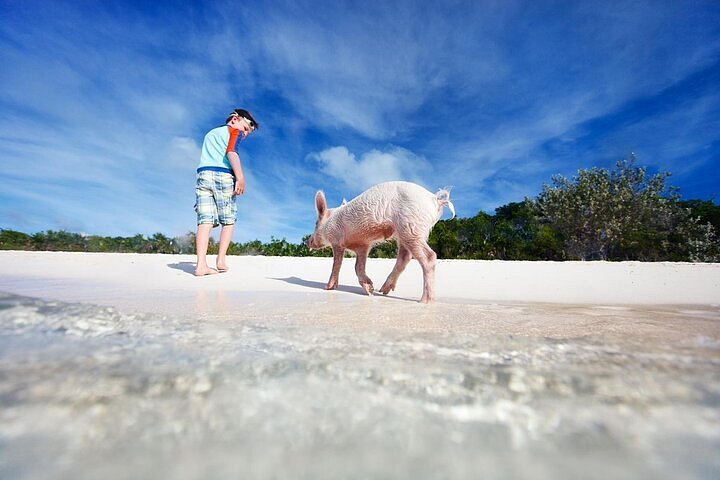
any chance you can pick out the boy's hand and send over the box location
[234,178,245,195]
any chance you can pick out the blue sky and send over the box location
[1,0,719,243]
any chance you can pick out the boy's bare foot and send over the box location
[194,266,218,276]
[216,263,229,272]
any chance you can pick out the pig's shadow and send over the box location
[271,276,414,302]
[271,276,365,295]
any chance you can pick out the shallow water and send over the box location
[1,291,719,479]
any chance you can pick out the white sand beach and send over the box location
[1,250,719,338]
[1,251,719,479]
[2,250,720,307]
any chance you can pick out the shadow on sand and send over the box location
[271,276,366,295]
[167,262,198,276]
[270,276,416,302]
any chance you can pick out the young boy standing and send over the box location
[194,108,258,276]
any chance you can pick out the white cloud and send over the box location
[309,145,432,192]
[241,2,509,139]
[167,137,201,166]
[1,0,718,242]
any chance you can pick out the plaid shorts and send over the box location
[194,170,237,226]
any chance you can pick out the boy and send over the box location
[194,108,258,276]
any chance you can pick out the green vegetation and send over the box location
[533,158,718,261]
[0,230,332,257]
[427,158,718,262]
[2,159,718,261]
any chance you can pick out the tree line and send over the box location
[2,159,718,261]
[0,229,331,257]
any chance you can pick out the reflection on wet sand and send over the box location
[1,292,719,480]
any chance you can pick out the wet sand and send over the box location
[1,251,719,479]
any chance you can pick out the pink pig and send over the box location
[306,181,455,303]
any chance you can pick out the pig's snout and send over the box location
[306,234,321,249]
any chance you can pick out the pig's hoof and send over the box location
[325,282,338,290]
[379,283,394,295]
[361,283,374,295]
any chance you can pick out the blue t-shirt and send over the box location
[196,125,241,173]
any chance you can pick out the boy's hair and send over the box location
[226,108,259,129]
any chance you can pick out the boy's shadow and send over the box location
[168,262,197,275]
[271,276,415,302]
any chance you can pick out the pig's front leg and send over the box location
[354,245,374,295]
[326,246,345,290]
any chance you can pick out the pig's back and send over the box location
[347,181,437,225]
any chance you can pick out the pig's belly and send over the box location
[343,222,395,250]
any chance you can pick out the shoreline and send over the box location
[2,251,719,479]
[1,250,718,343]
[1,250,718,308]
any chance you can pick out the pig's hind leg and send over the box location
[407,240,437,303]
[326,246,345,290]
[354,245,374,295]
[379,244,412,295]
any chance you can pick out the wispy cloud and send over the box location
[1,0,718,242]
[240,1,510,139]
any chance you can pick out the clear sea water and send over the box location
[1,291,719,479]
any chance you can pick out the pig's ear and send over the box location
[315,191,327,216]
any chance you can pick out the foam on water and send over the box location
[1,292,719,479]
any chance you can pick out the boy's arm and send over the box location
[227,151,245,195]
[225,127,245,195]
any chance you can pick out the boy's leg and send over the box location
[195,171,221,276]
[195,223,217,276]
[215,172,237,272]
[217,224,235,271]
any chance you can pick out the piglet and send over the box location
[306,181,455,303]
